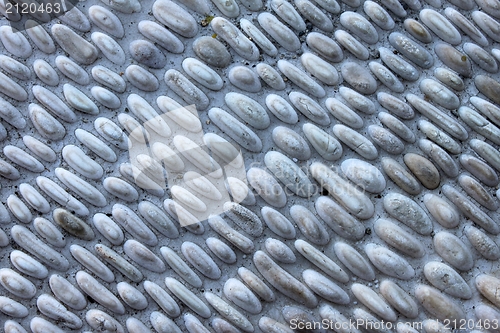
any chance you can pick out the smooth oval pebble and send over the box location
[95,244,144,283]
[475,74,500,105]
[90,32,125,64]
[333,124,378,160]
[476,274,500,308]
[0,26,32,58]
[464,43,498,73]
[263,238,295,264]
[152,0,197,37]
[165,277,211,318]
[124,239,165,273]
[290,205,330,245]
[165,69,209,110]
[224,278,262,314]
[182,58,223,91]
[159,247,202,287]
[295,239,349,283]
[434,43,472,77]
[143,281,180,318]
[378,112,415,143]
[0,55,29,81]
[379,47,420,81]
[206,237,236,264]
[404,153,440,189]
[192,36,231,68]
[211,17,259,61]
[255,64,285,91]
[208,216,255,254]
[51,24,97,65]
[289,91,330,125]
[25,20,56,54]
[420,79,459,109]
[306,32,343,63]
[204,292,253,332]
[212,0,239,17]
[415,284,465,321]
[465,225,500,260]
[85,309,124,333]
[424,261,471,299]
[91,86,121,109]
[302,269,349,304]
[70,245,114,284]
[374,219,425,258]
[0,71,27,101]
[182,241,221,280]
[270,0,306,31]
[7,194,32,223]
[339,86,376,114]
[364,1,394,30]
[340,11,379,44]
[303,123,343,161]
[225,93,269,129]
[384,192,432,235]
[123,65,158,91]
[377,92,414,119]
[352,283,397,321]
[10,250,48,279]
[247,168,286,208]
[420,9,461,45]
[341,158,386,193]
[258,13,301,52]
[380,280,419,319]
[301,53,339,85]
[334,242,375,281]
[0,268,36,299]
[117,282,148,310]
[88,5,124,38]
[264,95,297,124]
[92,213,124,246]
[368,125,405,155]
[369,61,405,93]
[295,0,333,31]
[365,243,415,280]
[272,126,311,160]
[423,193,460,229]
[459,174,498,211]
[325,98,363,129]
[261,207,296,239]
[55,168,107,207]
[238,267,275,302]
[138,20,183,54]
[315,196,365,241]
[279,61,326,98]
[418,139,459,178]
[30,317,66,333]
[76,271,124,314]
[335,30,370,58]
[150,311,182,333]
[253,251,318,308]
[240,20,278,57]
[434,231,474,271]
[49,275,86,310]
[341,62,377,94]
[0,297,28,318]
[460,154,499,187]
[472,11,500,43]
[52,208,94,241]
[418,120,461,155]
[128,39,167,69]
[434,67,465,91]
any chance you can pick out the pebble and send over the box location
[280,63,326,99]
[445,8,488,46]
[434,231,474,271]
[0,268,36,299]
[0,298,28,318]
[419,139,459,177]
[204,293,253,332]
[165,69,209,110]
[379,280,419,319]
[352,283,397,321]
[465,225,500,260]
[470,139,500,173]
[261,207,296,239]
[295,0,333,31]
[55,167,107,207]
[138,21,184,54]
[0,55,30,81]
[341,62,377,94]
[228,67,261,93]
[476,304,500,332]
[92,213,124,246]
[94,117,129,150]
[209,108,262,152]
[375,219,425,258]
[472,11,500,43]
[340,12,379,44]
[88,5,124,38]
[272,126,311,160]
[124,239,166,273]
[340,87,376,115]
[407,94,468,141]
[223,278,262,314]
[334,242,375,281]
[52,208,94,241]
[240,20,278,57]
[419,9,462,45]
[460,154,499,187]
[443,185,499,234]
[150,311,182,333]
[181,58,222,91]
[59,6,90,32]
[424,261,471,299]
[247,168,286,208]
[301,53,339,86]
[91,86,121,109]
[25,20,56,54]
[165,277,210,318]
[403,20,432,45]
[213,319,241,333]
[325,98,363,129]
[379,47,420,81]
[75,129,116,162]
[368,125,405,155]
[0,71,28,101]
[112,204,157,246]
[333,124,378,160]
[270,0,306,31]
[434,43,473,77]
[129,40,167,69]
[420,79,460,110]
[224,93,269,130]
[62,84,98,115]
[4,146,44,174]
[0,158,20,181]
[36,176,89,216]
[403,153,441,189]
[365,243,415,280]
[434,67,465,91]
[258,12,301,52]
[105,177,140,202]
[306,32,343,63]
[476,0,500,17]
[159,247,202,287]
[183,313,210,333]
[12,225,69,271]
[202,134,242,169]
[152,0,197,37]
[63,144,104,179]
[369,62,405,93]
[92,66,126,93]
[303,123,343,161]
[7,194,32,223]
[334,30,370,60]
[208,216,255,254]
[289,92,330,126]
[51,24,97,65]
[212,0,239,17]
[384,192,433,235]
[265,94,297,123]
[295,239,349,283]
[263,238,294,264]
[0,97,26,129]
[265,151,315,197]
[70,245,114,283]
[125,65,159,91]
[476,274,500,308]
[364,1,394,30]
[315,196,365,241]
[253,251,318,308]
[85,309,124,333]
[459,174,498,210]
[117,283,148,310]
[181,241,221,279]
[10,250,48,279]
[48,274,87,311]
[415,284,465,321]
[192,37,231,68]
[290,205,330,245]
[137,201,178,239]
[378,112,415,143]
[475,74,500,105]
[319,306,360,333]
[240,0,263,10]
[95,244,144,282]
[144,281,180,318]
[259,318,293,333]
[468,43,499,73]
[206,237,236,264]
[227,177,255,206]
[38,296,82,330]
[211,17,259,60]
[0,26,32,58]
[224,202,263,237]
[418,120,461,155]
[471,96,500,127]
[381,0,407,16]
[55,56,90,86]
[341,158,386,193]
[30,317,66,333]
[302,269,349,305]
[236,267,275,303]
[32,85,77,123]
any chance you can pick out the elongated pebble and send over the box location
[368,125,405,155]
[404,153,440,189]
[302,269,349,304]
[212,0,239,17]
[375,219,425,258]
[95,244,144,282]
[460,154,499,187]
[182,58,223,91]
[475,74,500,105]
[112,204,157,246]
[51,24,97,65]
[225,93,269,129]
[55,168,107,207]
[209,108,262,152]
[306,32,343,63]
[227,177,255,206]
[258,13,300,52]
[103,177,139,202]
[183,313,210,333]
[0,297,28,318]
[341,62,377,94]
[32,85,76,123]
[339,87,376,114]
[0,158,20,180]
[0,268,36,299]
[352,283,397,321]
[334,242,375,281]
[32,60,59,87]
[123,240,165,273]
[338,29,370,60]
[303,123,342,161]
[63,145,103,179]
[295,0,333,31]
[324,98,363,129]
[4,147,43,175]
[92,213,124,246]
[379,47,420,81]
[384,192,432,235]
[281,306,322,333]
[0,71,27,101]
[137,201,178,239]
[88,6,124,38]
[290,205,329,245]
[365,243,415,279]
[224,202,263,237]
[301,53,339,85]
[192,37,231,68]
[76,271,125,314]
[30,317,65,333]
[10,250,48,279]
[86,309,124,333]
[61,85,97,115]
[49,275,86,310]
[289,91,330,125]
[205,292,253,332]
[206,237,236,264]
[424,261,471,299]
[340,12,378,44]
[181,241,221,279]
[333,124,378,160]
[128,40,167,69]
[91,86,121,109]
[476,274,500,308]
[240,20,277,57]
[94,117,129,150]
[418,120,461,155]
[420,79,459,110]
[52,208,94,241]
[377,92,414,119]
[0,26,32,58]
[270,0,305,31]
[223,278,262,314]
[434,231,474,271]
[208,216,255,253]
[369,62,405,93]
[36,176,89,216]
[364,1,394,30]
[89,32,125,64]
[25,20,55,53]
[11,225,69,271]
[7,194,31,223]
[465,225,500,260]
[253,251,318,308]
[315,196,364,240]
[279,61,326,98]
[151,0,196,37]
[419,9,461,45]
[459,175,498,211]
[124,65,158,91]
[238,267,275,302]
[54,56,89,85]
[150,311,182,333]
[261,207,296,239]
[74,129,116,163]
[0,55,29,81]
[341,159,385,193]
[247,168,286,208]
[70,245,114,283]
[211,17,259,60]
[295,239,349,282]
[419,139,459,178]
[378,113,414,144]
[91,66,126,93]
[415,284,465,321]
[472,11,500,43]
[272,126,311,160]
[319,306,361,333]
[464,42,498,73]
[379,280,419,319]
[137,22,182,54]
[253,65,284,92]
[164,278,209,318]
[423,194,459,230]
[212,318,240,333]
[263,238,294,264]
[38,300,80,331]
[159,247,202,288]
[0,97,25,129]
[165,69,209,110]
[434,43,472,77]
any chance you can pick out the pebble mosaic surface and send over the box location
[1,0,500,332]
